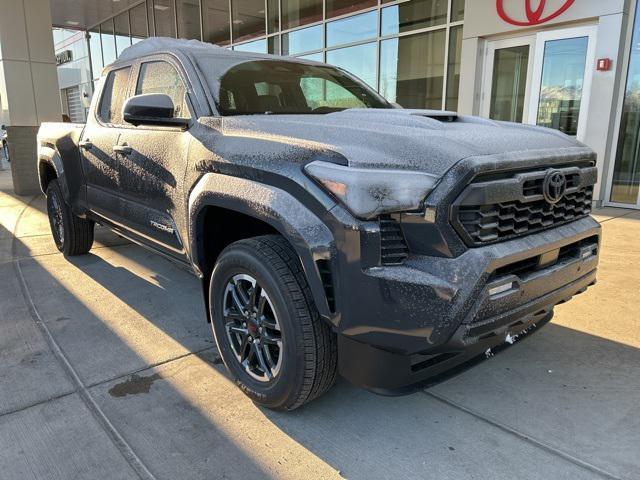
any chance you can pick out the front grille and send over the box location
[453,165,596,247]
[380,217,409,265]
[459,187,593,245]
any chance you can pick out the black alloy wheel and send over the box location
[223,273,283,382]
[209,235,338,411]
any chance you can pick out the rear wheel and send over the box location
[46,179,94,256]
[209,235,337,411]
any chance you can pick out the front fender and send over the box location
[188,172,337,321]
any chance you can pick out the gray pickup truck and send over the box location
[37,38,600,410]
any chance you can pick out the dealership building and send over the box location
[1,0,640,208]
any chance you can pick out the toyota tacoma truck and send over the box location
[37,38,600,410]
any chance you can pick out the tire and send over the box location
[46,179,94,256]
[209,235,337,411]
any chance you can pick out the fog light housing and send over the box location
[488,282,515,297]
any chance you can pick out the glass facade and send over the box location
[176,0,202,40]
[114,13,131,57]
[202,0,231,45]
[53,28,94,122]
[100,19,117,66]
[153,0,177,37]
[232,0,266,43]
[380,29,446,109]
[82,0,464,111]
[611,0,640,204]
[326,11,377,47]
[326,42,377,88]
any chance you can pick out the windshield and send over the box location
[218,60,391,115]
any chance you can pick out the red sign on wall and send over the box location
[497,0,576,27]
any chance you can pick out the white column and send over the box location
[457,37,484,117]
[0,0,61,195]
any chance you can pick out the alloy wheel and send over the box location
[223,274,283,382]
[47,189,65,245]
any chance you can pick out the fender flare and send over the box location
[37,147,70,202]
[188,172,336,321]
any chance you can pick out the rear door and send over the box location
[80,65,133,222]
[117,57,194,261]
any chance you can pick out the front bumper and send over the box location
[335,216,600,393]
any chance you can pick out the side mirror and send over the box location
[123,93,189,127]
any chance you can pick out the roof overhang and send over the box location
[50,0,144,30]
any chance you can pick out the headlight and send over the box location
[304,161,438,220]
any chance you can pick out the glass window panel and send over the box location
[177,0,202,39]
[612,2,640,204]
[100,20,116,66]
[114,13,131,57]
[232,0,266,43]
[326,0,377,19]
[202,0,231,45]
[489,45,530,122]
[282,24,322,55]
[535,37,588,136]
[381,0,448,36]
[147,0,156,36]
[136,61,191,118]
[267,0,279,33]
[154,0,177,37]
[379,30,446,109]
[52,29,65,45]
[451,0,465,22]
[297,52,324,62]
[234,38,267,53]
[281,0,322,30]
[326,42,376,88]
[268,36,281,55]
[130,3,149,43]
[99,67,131,124]
[88,28,103,80]
[326,11,377,48]
[445,25,462,111]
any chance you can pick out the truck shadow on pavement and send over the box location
[1,199,277,479]
[3,190,639,479]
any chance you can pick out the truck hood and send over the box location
[219,108,588,177]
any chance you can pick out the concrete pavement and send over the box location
[0,169,638,480]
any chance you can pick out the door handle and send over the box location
[79,140,93,150]
[113,144,132,155]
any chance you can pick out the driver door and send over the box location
[116,58,193,261]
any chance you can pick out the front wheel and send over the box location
[209,235,337,411]
[46,179,94,256]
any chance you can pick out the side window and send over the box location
[136,61,191,118]
[98,67,131,125]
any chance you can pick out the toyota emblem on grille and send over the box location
[543,170,567,204]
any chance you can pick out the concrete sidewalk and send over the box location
[0,169,638,480]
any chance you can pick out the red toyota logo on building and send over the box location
[497,0,576,26]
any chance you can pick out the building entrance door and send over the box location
[527,26,597,141]
[482,26,597,144]
[481,36,536,123]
